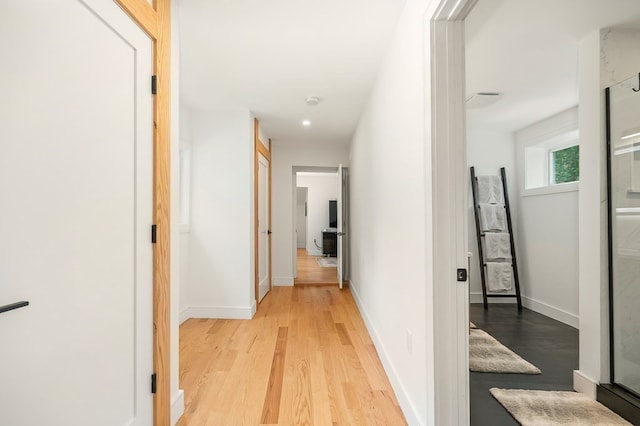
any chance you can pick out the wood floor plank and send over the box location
[260,326,288,424]
[335,323,353,346]
[178,286,406,425]
[292,359,313,425]
[309,350,333,425]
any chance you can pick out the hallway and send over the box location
[178,286,406,425]
[294,248,339,285]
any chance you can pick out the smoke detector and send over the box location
[466,92,502,109]
[305,96,321,106]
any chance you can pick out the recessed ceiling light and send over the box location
[466,92,502,109]
[302,120,311,126]
[305,97,321,106]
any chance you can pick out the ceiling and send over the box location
[179,0,407,145]
[465,0,640,133]
[180,0,640,144]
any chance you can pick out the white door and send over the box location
[0,1,153,425]
[258,153,271,301]
[337,165,344,289]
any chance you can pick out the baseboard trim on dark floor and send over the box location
[597,383,640,425]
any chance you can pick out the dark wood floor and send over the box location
[470,303,579,426]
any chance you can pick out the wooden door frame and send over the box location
[113,1,171,424]
[254,118,272,308]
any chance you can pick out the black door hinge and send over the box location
[151,373,157,394]
[151,75,157,95]
[457,268,467,282]
[151,224,157,244]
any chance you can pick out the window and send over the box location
[550,145,579,184]
[519,107,579,196]
[523,129,579,194]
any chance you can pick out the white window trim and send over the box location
[522,128,580,197]
[523,180,580,197]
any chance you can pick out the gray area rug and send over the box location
[490,388,632,425]
[469,329,541,374]
[317,257,337,267]
[470,322,477,329]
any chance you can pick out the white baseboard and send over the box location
[349,279,420,426]
[182,305,254,320]
[273,276,294,286]
[522,296,579,329]
[171,389,185,425]
[179,308,190,325]
[307,249,323,256]
[573,370,598,399]
[470,293,579,329]
[470,292,516,304]
[251,300,257,317]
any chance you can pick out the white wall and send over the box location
[515,107,579,328]
[297,173,338,255]
[183,108,255,319]
[466,130,517,302]
[348,0,440,423]
[271,143,349,285]
[576,28,640,397]
[178,104,192,323]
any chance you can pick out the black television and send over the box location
[329,200,337,228]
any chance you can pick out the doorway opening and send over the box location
[292,167,349,287]
[463,1,582,423]
[461,0,640,424]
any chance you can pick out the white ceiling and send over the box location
[465,0,640,133]
[179,0,640,143]
[179,0,407,145]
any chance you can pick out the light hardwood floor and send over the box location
[295,248,338,285]
[178,286,406,425]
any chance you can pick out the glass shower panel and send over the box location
[608,74,640,397]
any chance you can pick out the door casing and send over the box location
[113,0,172,423]
[430,0,477,424]
[254,118,272,307]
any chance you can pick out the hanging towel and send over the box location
[486,262,513,292]
[477,176,504,204]
[485,232,512,261]
[479,204,507,232]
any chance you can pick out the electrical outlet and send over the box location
[406,329,413,354]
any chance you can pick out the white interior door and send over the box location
[337,165,344,289]
[258,153,271,301]
[0,1,153,425]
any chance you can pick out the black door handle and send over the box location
[267,230,272,235]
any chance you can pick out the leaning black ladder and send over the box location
[470,166,522,310]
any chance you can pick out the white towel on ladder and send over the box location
[485,232,512,261]
[477,176,504,204]
[486,262,513,292]
[479,204,507,232]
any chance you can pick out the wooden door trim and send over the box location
[115,0,157,38]
[254,119,271,308]
[113,1,171,424]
